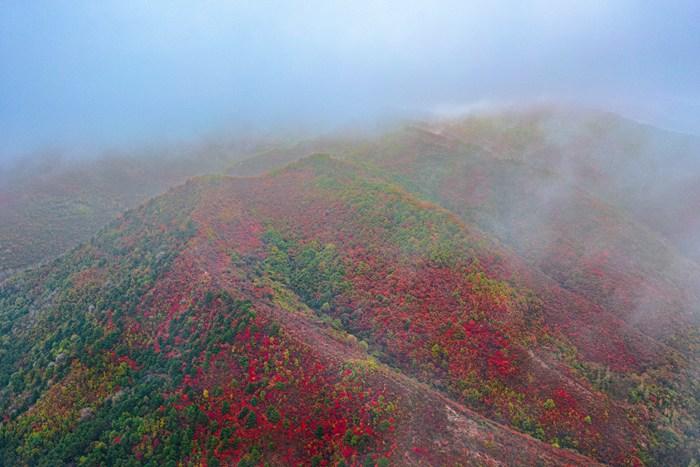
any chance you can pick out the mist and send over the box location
[3,3,700,464]
[2,0,700,161]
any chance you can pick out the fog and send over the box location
[1,0,699,161]
[2,4,700,463]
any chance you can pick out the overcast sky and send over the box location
[1,0,699,159]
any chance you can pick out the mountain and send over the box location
[1,108,699,465]
[422,108,700,265]
[0,138,274,279]
[350,121,700,350]
[230,108,700,264]
[5,108,699,278]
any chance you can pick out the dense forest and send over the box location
[2,114,699,465]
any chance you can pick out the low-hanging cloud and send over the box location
[1,0,699,159]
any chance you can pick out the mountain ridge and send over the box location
[1,110,699,465]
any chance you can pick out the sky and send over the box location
[1,0,699,160]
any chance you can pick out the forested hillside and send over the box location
[1,109,699,465]
[0,139,272,278]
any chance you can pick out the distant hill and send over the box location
[0,139,273,279]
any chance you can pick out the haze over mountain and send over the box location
[1,108,700,466]
[2,0,700,159]
[2,2,700,466]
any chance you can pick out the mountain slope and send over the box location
[2,109,700,465]
[429,108,700,264]
[352,124,700,345]
[2,155,697,465]
[0,139,270,279]
[0,162,590,466]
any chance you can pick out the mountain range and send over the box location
[1,107,698,466]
